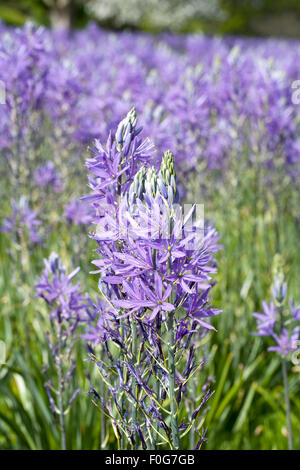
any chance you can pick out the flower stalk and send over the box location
[36,253,86,449]
[57,324,67,450]
[167,310,180,450]
[131,317,138,449]
[83,110,221,450]
[281,357,293,450]
[253,257,299,450]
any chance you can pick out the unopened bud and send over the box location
[158,150,177,205]
[116,107,137,150]
[145,166,158,198]
[127,166,146,205]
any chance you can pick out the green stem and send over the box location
[189,376,196,449]
[278,304,293,450]
[131,318,138,449]
[167,311,180,450]
[16,229,30,363]
[119,318,125,449]
[57,325,66,450]
[152,378,160,450]
[100,347,106,449]
[151,248,161,450]
[281,358,293,450]
[152,314,161,450]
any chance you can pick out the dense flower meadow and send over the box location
[0,22,300,450]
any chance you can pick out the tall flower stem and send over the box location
[281,358,293,450]
[152,249,160,450]
[131,317,138,449]
[100,347,106,449]
[278,304,293,450]
[152,312,161,449]
[152,377,160,450]
[167,311,180,450]
[16,229,30,362]
[189,376,196,449]
[57,325,66,450]
[119,317,125,449]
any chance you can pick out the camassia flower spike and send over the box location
[253,256,300,450]
[83,110,222,450]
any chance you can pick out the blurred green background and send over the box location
[1,0,300,37]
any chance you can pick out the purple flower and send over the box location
[114,273,175,321]
[83,111,221,450]
[84,109,154,210]
[64,198,94,225]
[81,297,118,346]
[82,313,111,345]
[253,301,277,336]
[1,198,42,243]
[268,327,300,356]
[36,252,89,322]
[183,290,221,330]
[34,161,62,192]
[37,252,87,439]
[290,300,300,321]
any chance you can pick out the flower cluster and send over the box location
[254,301,300,356]
[83,107,154,210]
[2,23,300,198]
[253,258,300,357]
[36,252,90,449]
[83,110,221,450]
[252,256,300,450]
[36,252,89,322]
[34,161,62,193]
[64,198,94,226]
[1,197,42,244]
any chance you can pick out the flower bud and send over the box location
[158,150,178,205]
[145,166,158,198]
[127,166,146,205]
[116,107,137,151]
[272,277,287,304]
